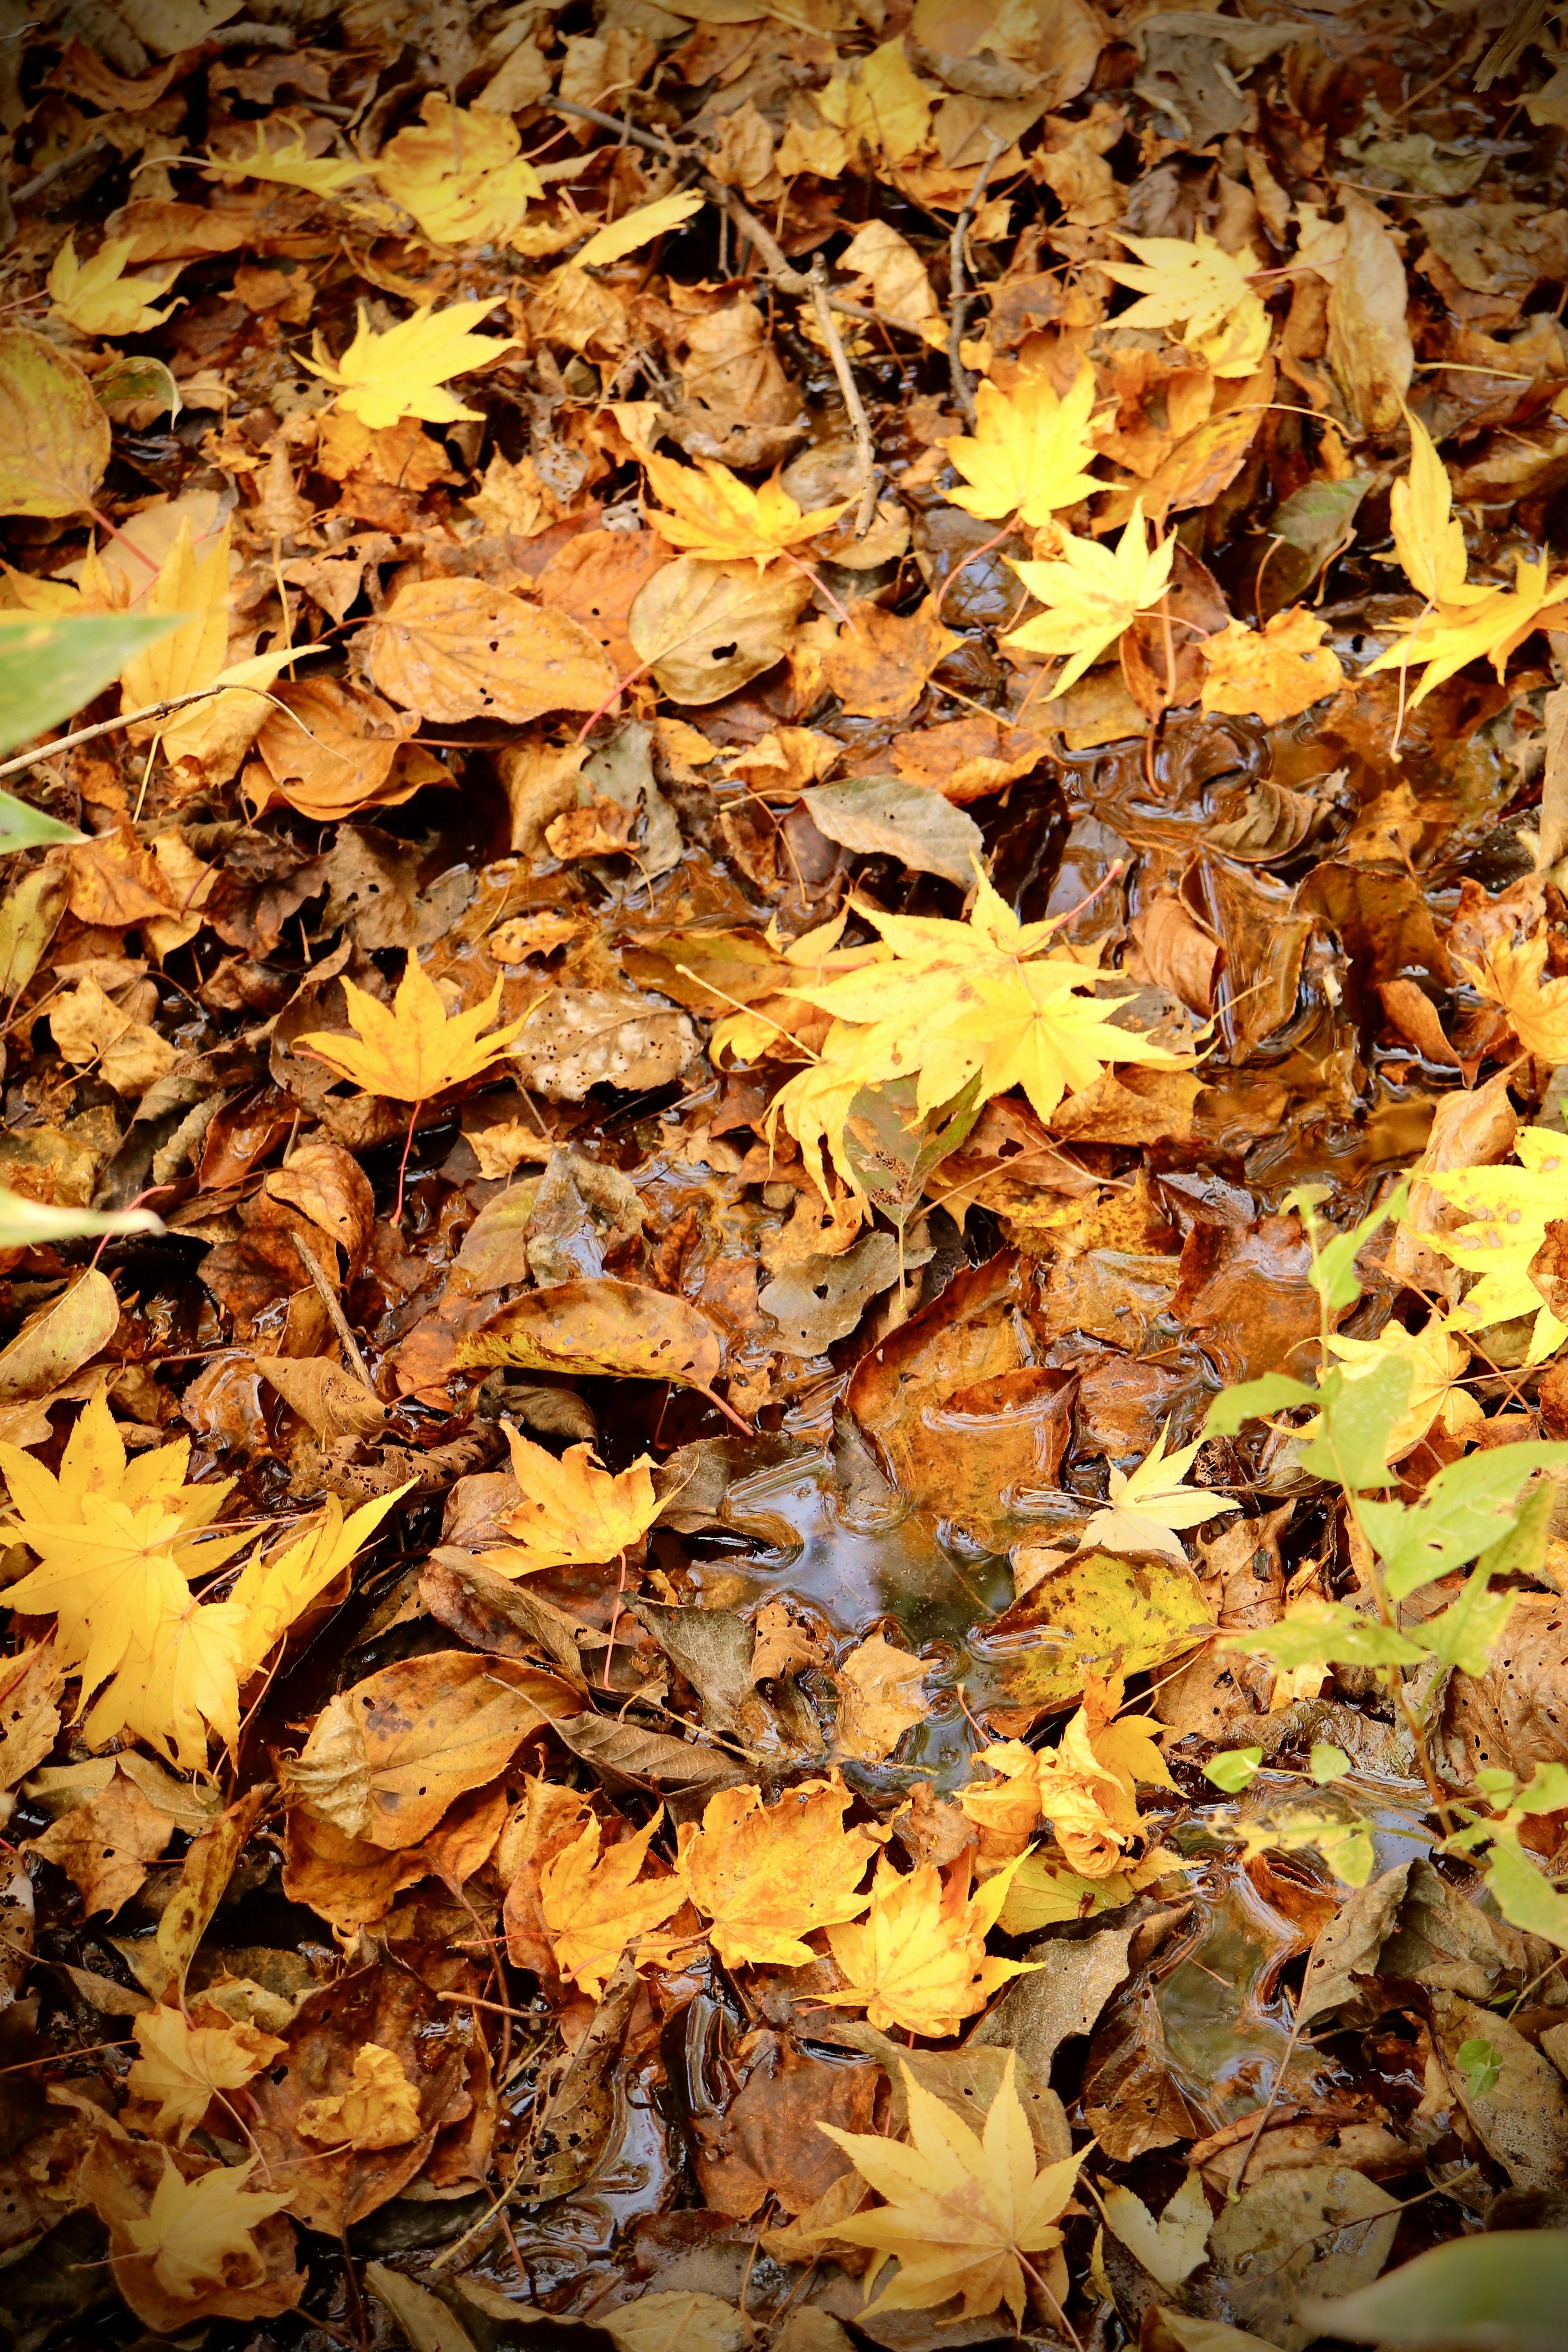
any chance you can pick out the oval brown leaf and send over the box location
[454,1276,726,1389]
[628,557,810,704]
[363,577,617,725]
[0,330,111,519]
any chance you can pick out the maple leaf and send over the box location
[1365,550,1568,708]
[227,1488,408,1674]
[123,2154,294,2306]
[1002,499,1178,698]
[819,1853,1039,2037]
[47,236,183,339]
[819,37,934,165]
[940,366,1101,528]
[1102,229,1271,376]
[127,2007,286,2146]
[373,96,544,249]
[1080,1424,1236,1560]
[116,515,303,782]
[960,1683,1174,1880]
[673,1774,883,1968]
[1417,1125,1568,1364]
[200,122,372,197]
[815,2052,1086,2326]
[765,866,1192,1198]
[641,450,849,566]
[1459,929,1568,1061]
[835,1632,931,1762]
[301,298,520,430]
[294,954,529,1104]
[1199,607,1346,725]
[476,1424,662,1576]
[1099,2172,1212,2287]
[540,1815,688,1997]
[1323,1313,1483,1457]
[297,2043,422,2150]
[1387,405,1487,610]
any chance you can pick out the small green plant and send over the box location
[1205,1182,1568,1943]
[1456,2036,1503,2096]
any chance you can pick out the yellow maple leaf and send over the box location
[819,1853,1038,2037]
[576,190,706,270]
[641,450,849,567]
[1459,929,1568,1062]
[1080,1423,1236,1561]
[1003,498,1177,698]
[124,2154,293,2306]
[1365,549,1568,708]
[477,1424,661,1576]
[127,2008,286,2146]
[227,1489,408,1672]
[200,121,372,198]
[819,37,934,165]
[960,1682,1174,1880]
[540,1815,689,1997]
[940,365,1101,528]
[297,2043,422,2150]
[294,954,529,1104]
[814,2052,1086,2326]
[1323,1312,1483,1458]
[674,1774,884,1967]
[765,866,1192,1198]
[116,516,302,781]
[1388,405,1487,610]
[47,236,183,339]
[302,298,520,430]
[373,95,544,248]
[1102,229,1271,377]
[1199,606,1346,724]
[1416,1124,1568,1364]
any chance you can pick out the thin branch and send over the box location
[13,135,110,209]
[948,131,1004,430]
[0,684,247,783]
[289,1229,377,1393]
[809,257,878,541]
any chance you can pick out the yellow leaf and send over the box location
[1099,2172,1212,2289]
[227,1489,408,1672]
[576,190,706,268]
[362,575,617,726]
[674,1774,883,1967]
[764,863,1192,1196]
[642,450,849,566]
[540,1815,688,1996]
[819,1853,1038,2036]
[1102,229,1270,378]
[294,953,530,1104]
[1080,1423,1237,1561]
[373,95,544,248]
[296,2042,422,2151]
[940,365,1101,528]
[118,515,230,715]
[1417,1124,1568,1365]
[835,1632,931,1761]
[960,1684,1173,1880]
[1003,498,1177,697]
[302,298,520,430]
[48,236,183,338]
[201,122,372,197]
[1389,405,1486,610]
[477,1424,661,1575]
[1459,929,1568,1063]
[127,2007,285,2145]
[1364,550,1568,708]
[1198,607,1345,724]
[819,38,935,165]
[122,2154,294,2306]
[1323,1312,1483,1457]
[838,219,942,339]
[814,2052,1086,2325]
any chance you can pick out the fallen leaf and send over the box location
[835,1632,931,1762]
[373,96,543,248]
[125,2006,286,2145]
[941,365,1101,526]
[477,1423,661,1575]
[540,1814,688,1996]
[362,575,617,724]
[642,450,849,566]
[819,1852,1038,2036]
[294,951,528,1105]
[1199,608,1346,724]
[1004,499,1178,697]
[1081,1423,1238,1560]
[0,328,110,517]
[48,235,183,337]
[80,2140,301,2332]
[628,557,811,703]
[303,298,520,428]
[297,2042,423,2150]
[674,1775,883,1967]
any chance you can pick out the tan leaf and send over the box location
[361,577,617,725]
[628,558,811,704]
[835,1634,931,1762]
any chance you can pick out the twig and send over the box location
[948,131,1004,430]
[12,135,110,209]
[1229,1994,1307,2198]
[0,683,262,783]
[288,1229,376,1392]
[809,258,877,539]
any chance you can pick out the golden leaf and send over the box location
[1365,550,1568,709]
[120,2153,294,2307]
[1198,607,1346,725]
[1003,498,1177,696]
[296,2042,422,2151]
[294,953,529,1105]
[819,1853,1038,2036]
[48,236,183,338]
[1080,1423,1238,1561]
[642,450,849,567]
[540,1815,688,1996]
[835,1633,931,1762]
[127,2007,286,2145]
[201,122,371,197]
[576,190,706,268]
[674,1775,884,1967]
[941,366,1101,528]
[820,38,935,166]
[302,298,520,430]
[477,1424,662,1576]
[1459,929,1568,1063]
[1323,1313,1483,1457]
[374,96,543,248]
[361,575,617,726]
[1417,1124,1568,1364]
[960,1682,1173,1880]
[1102,229,1271,378]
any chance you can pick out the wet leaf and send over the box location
[0,329,110,516]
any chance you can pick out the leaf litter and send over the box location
[5,5,1568,2350]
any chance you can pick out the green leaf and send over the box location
[841,1072,984,1238]
[0,788,81,849]
[1477,1475,1555,1584]
[1203,1372,1316,1439]
[1456,2036,1502,2096]
[1289,1181,1409,1313]
[1516,1761,1568,1815]
[1309,1741,1352,1784]
[1224,1601,1426,1670]
[1362,1443,1568,1599]
[0,610,182,762]
[1412,1567,1517,1678]
[0,1193,164,1250]
[1304,2227,1568,2349]
[1296,1358,1410,1492]
[1485,1835,1568,1951]
[93,353,181,421]
[1204,1746,1262,1792]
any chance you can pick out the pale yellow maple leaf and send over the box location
[124,2155,293,2306]
[294,953,530,1104]
[814,2053,1086,2325]
[940,365,1101,528]
[1199,607,1345,724]
[835,1632,931,1762]
[673,1774,883,1968]
[200,122,372,198]
[127,2008,285,2146]
[116,516,302,782]
[1365,549,1568,708]
[297,2043,422,2150]
[227,1488,409,1673]
[819,37,934,165]
[1102,229,1271,377]
[1459,930,1568,1062]
[1081,1423,1236,1561]
[477,1425,661,1576]
[1323,1312,1483,1458]
[1417,1125,1568,1364]
[540,1815,688,1997]
[302,298,520,430]
[1387,405,1487,609]
[48,236,183,339]
[818,1852,1039,2037]
[373,95,544,248]
[960,1683,1174,1880]
[1099,2173,1212,2289]
[1003,499,1177,697]
[642,450,849,566]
